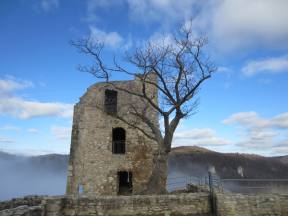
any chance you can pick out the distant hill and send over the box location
[1,147,288,200]
[275,155,288,165]
[168,146,288,179]
[29,154,69,173]
[0,151,68,173]
[0,151,17,160]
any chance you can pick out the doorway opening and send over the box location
[118,171,132,195]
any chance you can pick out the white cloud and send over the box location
[0,77,33,93]
[196,0,288,51]
[40,0,59,12]
[271,113,288,129]
[222,112,269,128]
[272,141,288,155]
[0,76,73,119]
[241,56,288,76]
[86,0,196,24]
[223,111,288,129]
[173,128,230,147]
[223,112,288,154]
[0,97,73,119]
[0,136,14,143]
[126,0,196,24]
[148,32,175,48]
[85,0,288,51]
[89,26,123,48]
[236,129,278,149]
[51,126,71,140]
[27,128,39,134]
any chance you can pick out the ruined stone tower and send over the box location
[66,74,160,196]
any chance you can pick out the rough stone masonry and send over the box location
[66,74,161,196]
[2,193,288,216]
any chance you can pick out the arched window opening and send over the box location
[105,89,117,115]
[112,127,125,154]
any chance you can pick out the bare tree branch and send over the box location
[72,19,216,162]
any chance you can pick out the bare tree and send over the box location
[72,22,216,194]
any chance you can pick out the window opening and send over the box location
[105,90,117,115]
[112,127,125,154]
[118,171,132,195]
[78,184,84,195]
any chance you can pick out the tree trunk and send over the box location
[144,151,169,194]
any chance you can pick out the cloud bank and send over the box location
[241,55,288,76]
[223,111,288,155]
[173,128,230,147]
[0,77,73,119]
[86,0,288,52]
[199,0,288,51]
[0,136,14,143]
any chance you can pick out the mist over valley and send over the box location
[1,146,288,201]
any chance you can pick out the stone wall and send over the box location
[0,196,44,211]
[0,205,43,216]
[216,193,288,216]
[2,193,288,216]
[66,75,160,196]
[0,196,45,216]
[45,193,211,216]
[43,193,288,216]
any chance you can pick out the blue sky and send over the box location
[0,0,288,156]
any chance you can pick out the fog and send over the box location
[1,151,287,201]
[0,152,192,201]
[0,153,68,201]
[0,152,209,201]
[167,157,210,191]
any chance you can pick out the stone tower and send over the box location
[66,74,160,196]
